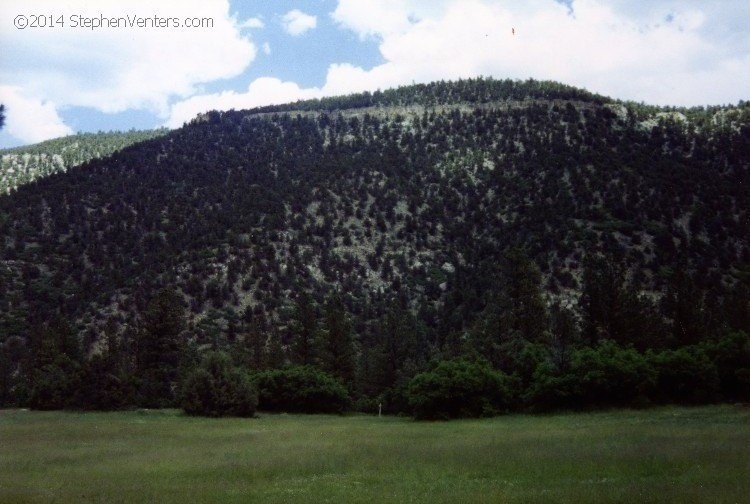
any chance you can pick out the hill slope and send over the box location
[0,129,168,194]
[0,77,748,409]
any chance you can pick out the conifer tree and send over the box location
[321,293,355,386]
[505,249,549,343]
[136,287,186,407]
[289,292,320,366]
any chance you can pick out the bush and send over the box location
[406,358,513,420]
[523,362,581,412]
[27,357,81,410]
[648,347,719,404]
[253,366,350,413]
[73,355,138,411]
[701,331,750,401]
[568,340,655,407]
[180,351,257,417]
[352,395,380,414]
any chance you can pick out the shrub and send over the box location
[406,358,513,420]
[180,351,257,417]
[648,347,719,404]
[73,355,137,410]
[701,331,750,401]
[568,340,655,407]
[253,366,350,413]
[523,362,581,412]
[27,356,81,410]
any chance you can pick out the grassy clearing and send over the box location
[0,405,748,503]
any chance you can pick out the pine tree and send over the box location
[241,317,268,370]
[549,303,579,372]
[663,269,708,346]
[580,254,627,344]
[321,293,355,386]
[505,249,549,343]
[289,292,320,366]
[375,302,426,391]
[24,317,83,410]
[265,328,286,369]
[136,287,186,407]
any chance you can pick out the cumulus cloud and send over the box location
[239,17,264,29]
[329,0,750,106]
[331,0,431,39]
[0,86,73,143]
[281,10,317,36]
[0,0,256,142]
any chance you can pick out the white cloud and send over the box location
[281,9,317,36]
[239,17,264,29]
[0,86,73,143]
[329,0,750,106]
[0,0,256,142]
[165,77,322,127]
[331,0,449,40]
[262,42,271,55]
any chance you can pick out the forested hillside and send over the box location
[0,78,748,415]
[0,129,168,194]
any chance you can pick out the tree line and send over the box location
[4,250,748,419]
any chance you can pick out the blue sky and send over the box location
[1,0,749,148]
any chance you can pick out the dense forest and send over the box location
[0,78,748,418]
[0,129,168,194]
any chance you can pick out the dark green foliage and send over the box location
[526,336,749,412]
[663,270,711,346]
[359,302,427,408]
[467,252,553,385]
[525,341,657,410]
[74,353,138,410]
[504,250,549,344]
[22,318,83,410]
[548,303,580,372]
[580,256,630,345]
[407,358,514,420]
[27,355,81,410]
[136,287,187,407]
[288,293,320,366]
[647,347,719,404]
[320,294,356,386]
[180,351,258,417]
[523,362,582,412]
[701,331,750,401]
[568,340,656,407]
[247,77,609,114]
[253,366,350,413]
[580,255,667,349]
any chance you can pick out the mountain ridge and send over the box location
[0,77,748,411]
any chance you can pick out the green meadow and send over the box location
[1,405,748,503]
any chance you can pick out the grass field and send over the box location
[1,405,748,503]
